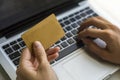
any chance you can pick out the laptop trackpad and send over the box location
[62,51,116,80]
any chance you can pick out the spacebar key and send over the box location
[56,43,79,61]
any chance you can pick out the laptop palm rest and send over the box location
[53,49,118,80]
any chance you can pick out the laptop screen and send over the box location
[0,0,77,31]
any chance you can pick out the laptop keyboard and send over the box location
[2,38,26,66]
[2,7,98,66]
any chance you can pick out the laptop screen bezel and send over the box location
[0,0,83,38]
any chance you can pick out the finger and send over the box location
[16,76,20,80]
[48,53,59,62]
[79,17,109,32]
[78,28,107,41]
[46,47,60,55]
[96,16,110,23]
[33,41,48,64]
[96,16,117,30]
[82,38,111,60]
[20,48,31,63]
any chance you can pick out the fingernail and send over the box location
[34,41,41,48]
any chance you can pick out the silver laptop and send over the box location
[0,0,119,80]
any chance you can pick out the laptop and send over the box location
[0,0,119,80]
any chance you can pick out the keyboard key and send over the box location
[67,38,75,44]
[92,13,98,16]
[59,19,63,22]
[87,15,92,18]
[64,20,71,25]
[13,57,20,66]
[17,38,23,42]
[9,51,20,60]
[70,18,76,22]
[19,48,25,53]
[85,7,90,10]
[2,44,10,49]
[56,43,79,61]
[86,10,94,14]
[77,27,79,30]
[82,8,88,12]
[73,36,77,40]
[80,9,84,12]
[75,15,81,20]
[12,44,20,51]
[10,41,17,45]
[19,50,22,53]
[80,13,87,17]
[65,26,72,31]
[71,23,78,28]
[55,40,61,44]
[5,47,13,54]
[82,18,87,21]
[61,36,67,41]
[63,16,68,20]
[19,41,26,47]
[63,28,67,32]
[61,42,68,48]
[66,32,73,38]
[60,23,65,27]
[74,11,80,15]
[69,14,74,17]
[77,21,82,25]
[71,29,78,35]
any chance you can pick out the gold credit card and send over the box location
[22,14,65,52]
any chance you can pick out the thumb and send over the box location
[33,41,48,64]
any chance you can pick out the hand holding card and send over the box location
[22,14,65,52]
